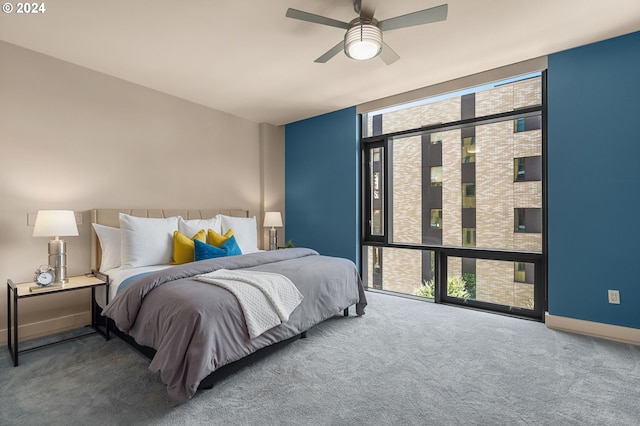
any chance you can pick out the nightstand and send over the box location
[6,271,110,366]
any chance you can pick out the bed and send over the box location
[91,209,367,403]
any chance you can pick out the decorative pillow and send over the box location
[207,229,234,247]
[119,213,179,269]
[172,229,206,265]
[219,215,259,254]
[194,239,229,261]
[219,235,242,256]
[92,223,121,272]
[178,216,222,237]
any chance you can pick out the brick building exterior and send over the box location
[365,77,542,308]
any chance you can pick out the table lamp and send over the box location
[263,212,283,251]
[32,210,79,284]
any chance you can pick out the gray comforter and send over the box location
[102,248,367,403]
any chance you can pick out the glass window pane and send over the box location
[430,209,442,229]
[514,156,542,182]
[514,262,535,284]
[514,116,542,133]
[367,246,383,289]
[462,183,475,208]
[369,147,384,236]
[449,257,535,310]
[462,228,476,247]
[430,166,443,186]
[362,71,543,319]
[363,74,541,137]
[387,115,542,251]
[461,137,476,164]
[391,135,423,244]
[514,158,526,181]
[514,208,542,234]
[476,75,542,117]
[366,246,435,298]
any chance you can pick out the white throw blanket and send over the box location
[195,269,303,339]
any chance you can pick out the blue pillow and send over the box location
[219,235,243,256]
[194,239,228,261]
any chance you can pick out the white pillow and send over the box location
[178,216,221,237]
[219,214,259,254]
[92,223,121,272]
[119,213,179,269]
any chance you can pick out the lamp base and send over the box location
[269,228,278,251]
[48,239,68,284]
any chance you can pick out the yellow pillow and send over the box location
[207,229,234,247]
[172,229,206,264]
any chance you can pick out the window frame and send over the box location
[514,155,543,182]
[362,139,387,244]
[360,72,547,321]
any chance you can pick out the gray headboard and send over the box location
[90,208,250,271]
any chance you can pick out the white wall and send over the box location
[259,123,285,248]
[0,41,284,342]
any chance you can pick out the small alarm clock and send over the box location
[34,265,55,287]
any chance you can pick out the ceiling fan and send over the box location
[285,0,448,65]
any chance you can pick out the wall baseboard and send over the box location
[0,311,90,345]
[545,312,640,346]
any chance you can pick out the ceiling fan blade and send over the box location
[378,4,448,32]
[286,8,351,30]
[315,40,346,63]
[380,42,400,65]
[358,0,378,21]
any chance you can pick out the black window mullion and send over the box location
[541,69,549,317]
[435,250,445,303]
[362,139,386,243]
[534,259,545,320]
[385,137,392,245]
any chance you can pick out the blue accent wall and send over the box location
[285,107,360,266]
[548,31,640,329]
[283,31,640,330]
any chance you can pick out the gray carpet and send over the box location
[1,291,639,425]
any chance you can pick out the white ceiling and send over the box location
[1,0,640,126]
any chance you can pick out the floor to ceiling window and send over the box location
[361,72,546,320]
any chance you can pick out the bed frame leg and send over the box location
[300,331,307,339]
[344,307,349,317]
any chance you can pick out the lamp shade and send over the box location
[32,210,79,237]
[263,212,283,228]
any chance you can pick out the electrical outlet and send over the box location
[608,289,620,304]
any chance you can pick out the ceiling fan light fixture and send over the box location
[344,23,382,60]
